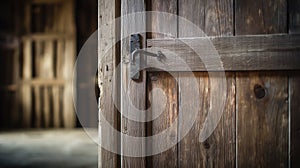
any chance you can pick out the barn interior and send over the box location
[0,0,98,167]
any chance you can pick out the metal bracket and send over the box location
[130,34,165,80]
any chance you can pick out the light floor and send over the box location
[0,129,97,168]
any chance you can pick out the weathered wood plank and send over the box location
[148,0,177,38]
[178,0,235,167]
[236,0,289,167]
[178,0,233,37]
[147,72,178,167]
[147,34,300,71]
[236,72,288,167]
[121,0,147,167]
[98,0,120,167]
[178,72,235,168]
[147,0,178,167]
[290,72,300,168]
[235,0,287,35]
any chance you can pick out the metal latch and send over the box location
[130,34,165,80]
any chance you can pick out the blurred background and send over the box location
[0,0,98,167]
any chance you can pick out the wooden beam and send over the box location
[147,34,300,71]
[22,33,74,41]
[21,79,65,86]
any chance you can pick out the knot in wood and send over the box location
[254,84,266,99]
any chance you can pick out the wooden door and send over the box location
[98,0,300,167]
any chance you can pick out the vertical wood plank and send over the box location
[121,0,146,167]
[98,0,120,167]
[61,0,76,128]
[235,0,287,35]
[147,72,178,167]
[178,0,234,37]
[290,72,300,168]
[178,72,236,168]
[53,40,61,127]
[42,41,54,128]
[54,39,64,128]
[235,0,288,167]
[148,0,178,167]
[178,0,235,167]
[148,0,177,38]
[21,1,33,128]
[62,38,76,128]
[236,72,288,167]
[21,39,32,128]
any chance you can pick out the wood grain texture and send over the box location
[148,0,177,38]
[147,0,179,167]
[178,72,235,168]
[236,72,288,167]
[178,0,233,37]
[235,0,287,35]
[290,72,300,168]
[289,0,300,34]
[147,72,178,167]
[121,0,147,167]
[147,34,300,71]
[178,0,236,167]
[98,0,120,167]
[235,0,289,167]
